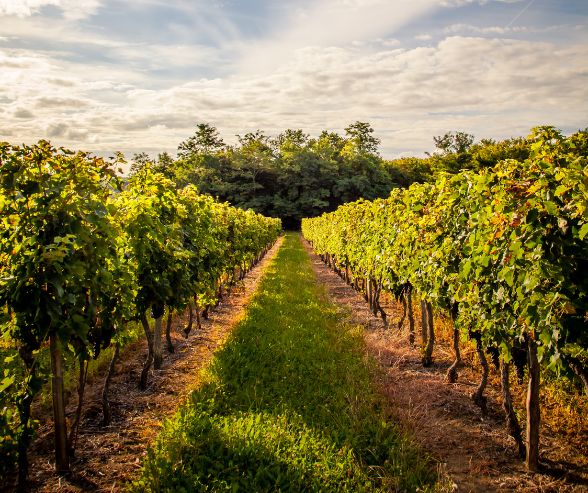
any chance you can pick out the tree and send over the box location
[428,131,475,174]
[231,131,276,210]
[274,129,309,151]
[129,151,151,176]
[433,131,474,155]
[153,152,176,179]
[469,137,529,170]
[178,123,225,158]
[274,135,332,228]
[344,121,381,155]
[171,123,398,227]
[383,157,433,187]
[310,131,345,161]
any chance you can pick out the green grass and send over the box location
[132,233,440,492]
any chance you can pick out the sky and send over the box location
[0,0,587,159]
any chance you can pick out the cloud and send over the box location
[14,36,588,155]
[14,107,33,118]
[47,122,67,137]
[109,43,223,72]
[35,96,90,108]
[0,0,586,160]
[0,0,102,19]
[0,8,231,82]
[0,14,130,51]
[444,23,578,35]
[441,0,523,6]
[235,0,437,74]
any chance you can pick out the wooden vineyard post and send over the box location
[50,335,69,473]
[526,335,540,472]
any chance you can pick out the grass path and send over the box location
[132,233,440,492]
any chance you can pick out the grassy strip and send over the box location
[132,233,440,492]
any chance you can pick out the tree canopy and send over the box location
[168,122,396,228]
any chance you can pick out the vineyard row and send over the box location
[302,126,588,472]
[0,140,282,488]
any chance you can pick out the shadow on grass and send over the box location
[132,234,440,492]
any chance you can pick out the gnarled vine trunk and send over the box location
[215,279,223,307]
[422,301,435,367]
[165,310,174,354]
[420,299,428,346]
[374,281,388,327]
[566,355,588,395]
[68,358,89,456]
[471,333,488,413]
[102,344,119,426]
[139,312,154,390]
[153,314,164,370]
[371,279,378,316]
[183,301,194,338]
[406,287,415,346]
[446,303,462,383]
[397,290,407,330]
[195,298,202,331]
[500,358,525,458]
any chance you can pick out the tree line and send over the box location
[133,122,571,229]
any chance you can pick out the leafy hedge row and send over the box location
[302,126,588,471]
[0,140,281,486]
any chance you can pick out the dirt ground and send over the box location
[10,238,283,493]
[303,238,588,493]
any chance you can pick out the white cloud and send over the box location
[444,23,577,35]
[0,0,586,159]
[0,0,101,20]
[35,96,90,108]
[111,43,223,71]
[441,0,523,6]
[0,14,125,49]
[2,34,586,158]
[235,0,437,74]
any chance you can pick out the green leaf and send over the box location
[0,375,14,393]
[544,201,558,215]
[3,355,16,365]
